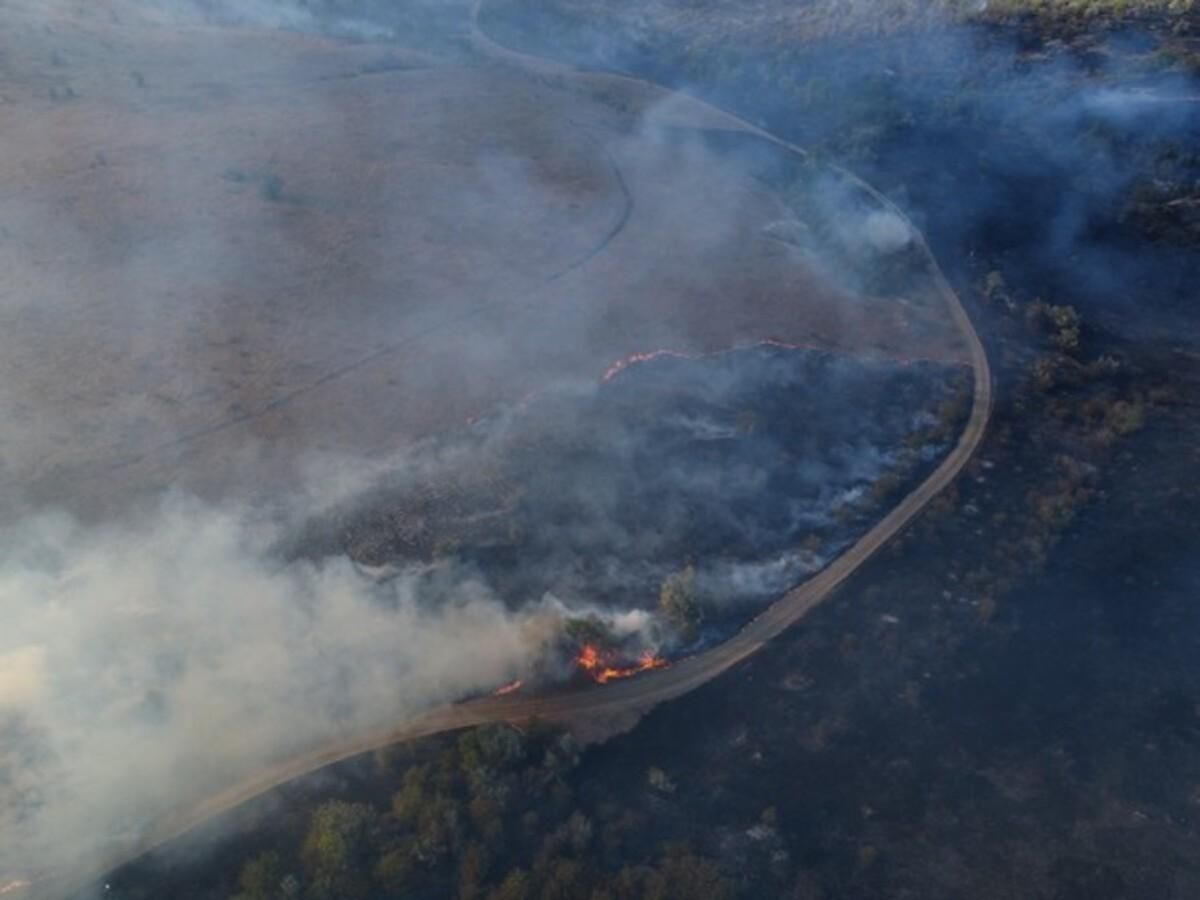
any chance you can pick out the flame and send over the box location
[492,679,523,696]
[600,338,966,384]
[601,340,830,383]
[0,882,31,896]
[576,645,669,684]
[578,644,602,671]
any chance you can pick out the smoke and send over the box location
[0,0,978,887]
[0,495,565,881]
[861,209,914,254]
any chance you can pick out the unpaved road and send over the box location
[27,5,991,898]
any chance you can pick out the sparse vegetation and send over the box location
[1026,299,1083,355]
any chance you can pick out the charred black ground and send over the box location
[295,346,966,656]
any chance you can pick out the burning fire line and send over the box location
[467,338,964,426]
[576,644,669,684]
[600,338,966,383]
[0,882,31,896]
[492,679,523,696]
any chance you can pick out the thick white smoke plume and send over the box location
[0,494,558,881]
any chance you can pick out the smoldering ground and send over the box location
[0,0,971,889]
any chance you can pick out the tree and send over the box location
[374,844,418,897]
[392,764,431,825]
[459,724,525,778]
[413,794,463,864]
[301,801,379,900]
[234,851,285,900]
[659,566,701,643]
[564,616,616,649]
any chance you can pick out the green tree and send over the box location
[459,724,525,778]
[564,616,616,648]
[392,764,431,825]
[413,794,463,864]
[659,566,701,643]
[301,801,379,900]
[374,844,418,896]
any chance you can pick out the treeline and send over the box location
[118,723,733,900]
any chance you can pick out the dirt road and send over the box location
[28,6,991,898]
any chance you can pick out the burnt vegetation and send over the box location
[292,346,967,657]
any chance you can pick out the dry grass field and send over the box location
[0,0,964,518]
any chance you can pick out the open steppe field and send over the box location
[0,1,964,517]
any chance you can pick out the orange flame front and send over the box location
[0,882,31,896]
[576,645,669,684]
[493,679,523,696]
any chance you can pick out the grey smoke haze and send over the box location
[0,0,591,883]
[0,0,968,887]
[493,0,1200,340]
[0,496,562,880]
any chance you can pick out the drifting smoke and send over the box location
[0,496,568,880]
[0,0,978,887]
[0,0,625,880]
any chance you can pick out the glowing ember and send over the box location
[492,679,523,696]
[576,645,669,684]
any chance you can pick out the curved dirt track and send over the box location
[34,6,992,899]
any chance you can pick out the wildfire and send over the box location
[601,349,691,382]
[599,338,962,385]
[600,339,831,383]
[0,882,31,896]
[576,645,669,684]
[492,679,523,696]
